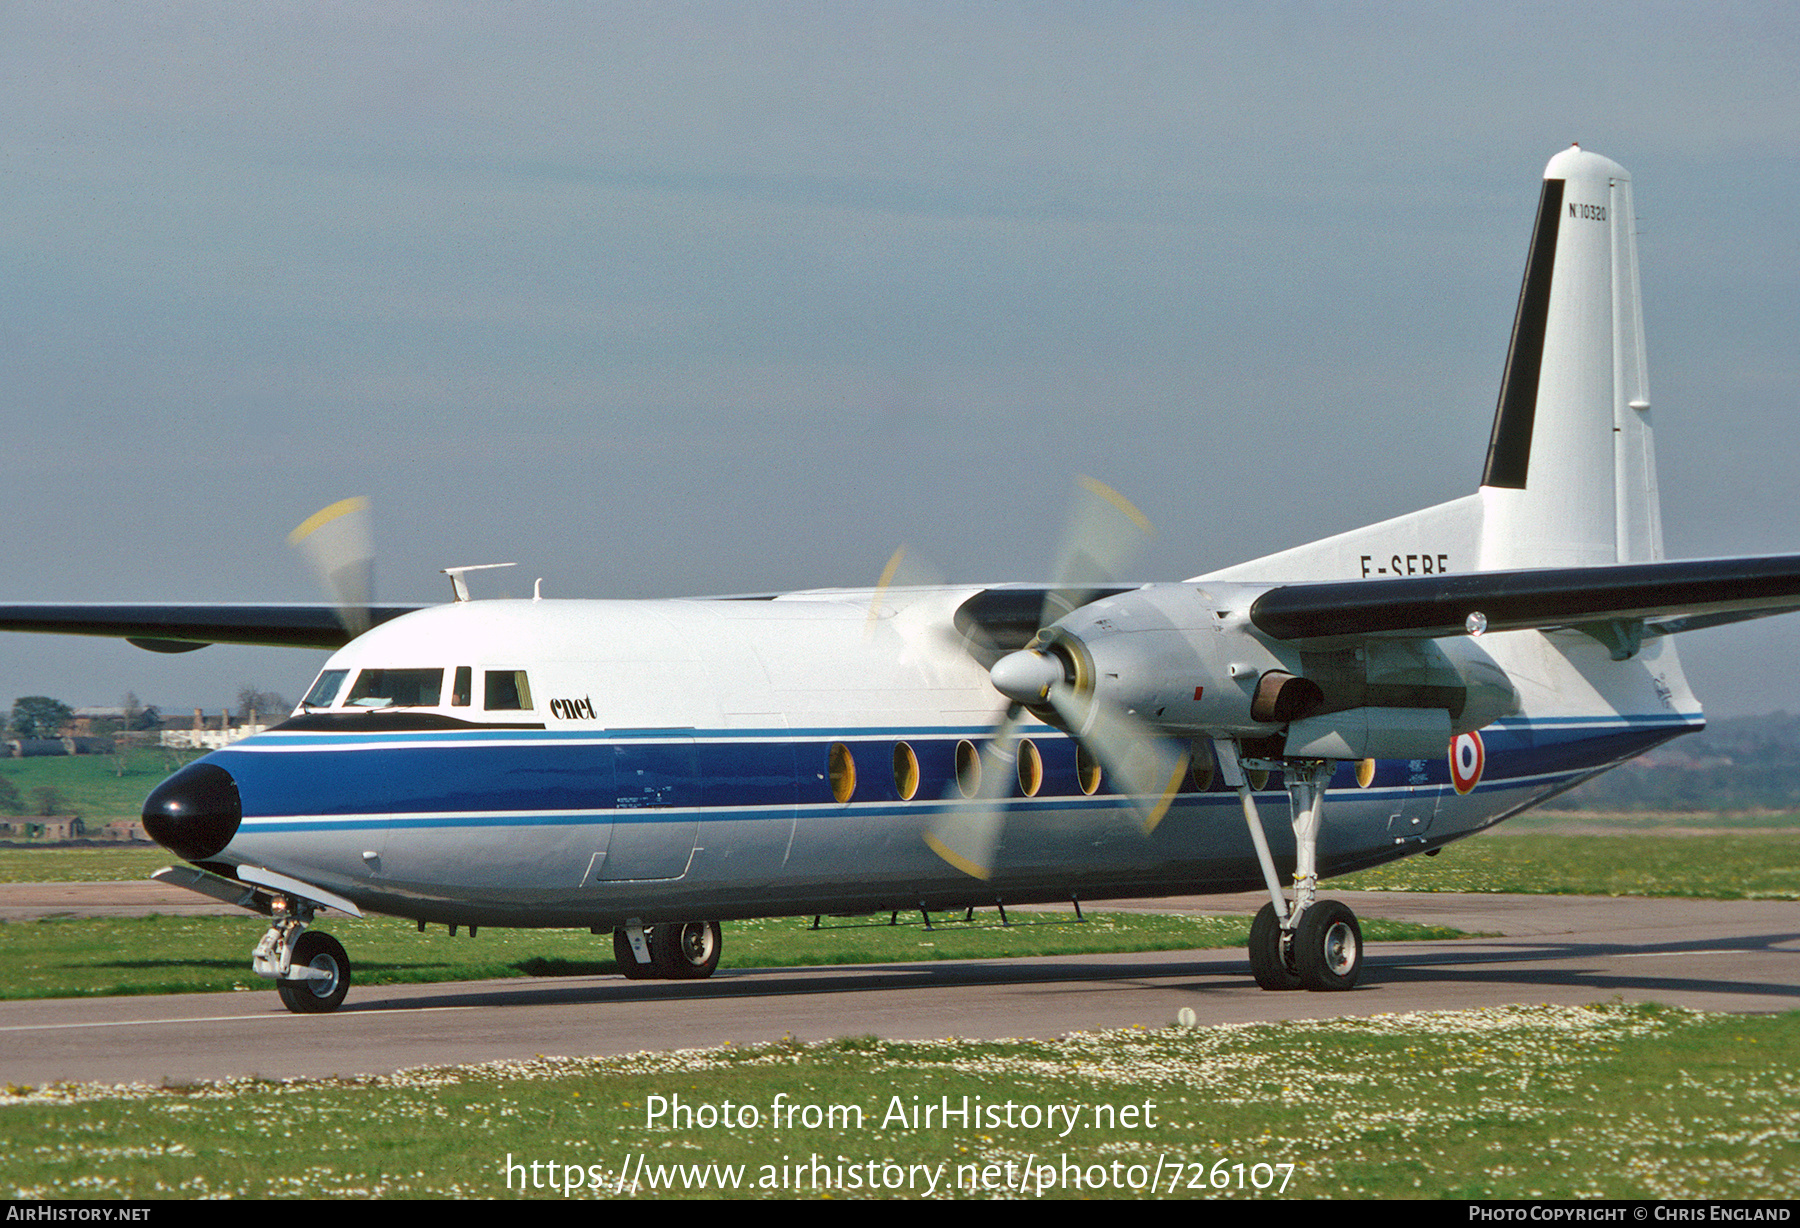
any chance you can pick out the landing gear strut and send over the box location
[1216,741,1365,992]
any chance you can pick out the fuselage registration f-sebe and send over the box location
[9,146,1800,1012]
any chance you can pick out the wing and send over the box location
[1248,554,1800,646]
[953,584,1139,650]
[0,604,426,652]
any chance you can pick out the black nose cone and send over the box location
[143,762,242,861]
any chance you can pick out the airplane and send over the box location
[6,145,1800,1013]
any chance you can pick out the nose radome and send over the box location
[143,762,242,861]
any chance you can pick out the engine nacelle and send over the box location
[999,582,1517,755]
[1014,583,1314,737]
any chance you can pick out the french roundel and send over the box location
[1449,731,1485,795]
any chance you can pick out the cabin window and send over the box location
[1016,738,1043,797]
[954,740,981,798]
[1189,740,1216,792]
[828,743,856,804]
[892,742,920,801]
[484,669,534,711]
[346,668,444,708]
[1077,744,1102,795]
[303,669,349,709]
[451,667,472,707]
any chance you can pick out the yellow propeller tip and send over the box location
[1076,475,1153,535]
[288,496,370,545]
[923,831,993,880]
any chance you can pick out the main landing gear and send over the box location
[1216,743,1365,992]
[613,920,723,980]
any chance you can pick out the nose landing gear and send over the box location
[152,863,366,1014]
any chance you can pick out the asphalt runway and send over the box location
[3,890,1796,1088]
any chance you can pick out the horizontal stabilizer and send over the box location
[0,603,423,651]
[1249,554,1800,644]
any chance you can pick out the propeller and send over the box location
[1038,670,1191,834]
[1043,475,1156,622]
[926,477,1189,878]
[288,496,375,637]
[865,544,943,636]
[921,704,1028,879]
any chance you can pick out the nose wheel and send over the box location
[274,931,352,1014]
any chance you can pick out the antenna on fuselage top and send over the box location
[440,562,517,602]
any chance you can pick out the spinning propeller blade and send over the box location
[1043,680,1189,834]
[289,497,374,637]
[921,705,1028,880]
[928,476,1173,877]
[1042,476,1155,624]
[865,544,943,635]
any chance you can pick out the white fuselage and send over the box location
[194,587,1701,928]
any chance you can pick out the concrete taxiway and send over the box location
[2,890,1795,1088]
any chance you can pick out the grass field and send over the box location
[0,748,198,829]
[4,767,1796,1199]
[1332,825,1800,898]
[4,1002,1795,1199]
[0,845,173,882]
[0,910,1465,1001]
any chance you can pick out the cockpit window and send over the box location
[303,669,349,709]
[346,668,444,708]
[451,666,472,707]
[483,669,533,711]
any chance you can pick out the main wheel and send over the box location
[651,921,722,980]
[1248,902,1302,991]
[276,931,351,1014]
[613,928,657,980]
[1294,900,1363,991]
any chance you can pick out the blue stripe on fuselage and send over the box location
[208,713,1699,832]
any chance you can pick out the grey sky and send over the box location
[2,2,1797,717]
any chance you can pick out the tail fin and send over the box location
[1477,145,1662,570]
[1202,146,1662,587]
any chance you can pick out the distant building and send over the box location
[6,738,70,758]
[70,706,127,735]
[159,708,271,750]
[0,817,81,840]
[3,736,115,758]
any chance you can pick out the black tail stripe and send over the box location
[1481,177,1565,490]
